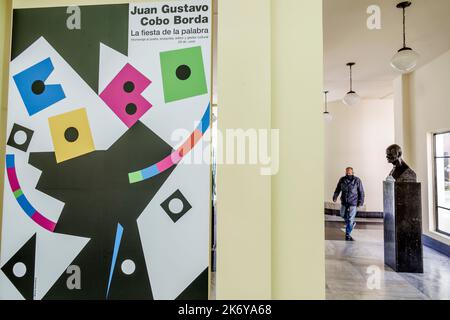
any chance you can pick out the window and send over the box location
[434,132,450,236]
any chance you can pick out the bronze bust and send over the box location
[386,144,417,182]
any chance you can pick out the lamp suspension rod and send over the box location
[350,65,353,91]
[396,1,412,49]
[402,6,406,48]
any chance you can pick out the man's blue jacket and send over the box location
[333,175,365,207]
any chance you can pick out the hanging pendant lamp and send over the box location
[391,1,420,73]
[342,62,361,107]
[323,91,332,122]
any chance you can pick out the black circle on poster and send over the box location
[176,65,191,81]
[126,103,137,115]
[64,127,79,143]
[31,80,45,95]
[123,81,135,93]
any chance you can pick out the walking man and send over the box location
[333,167,365,241]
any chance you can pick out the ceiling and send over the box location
[324,0,450,102]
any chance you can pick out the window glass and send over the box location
[437,208,450,236]
[435,132,450,157]
[435,133,450,235]
[435,158,450,209]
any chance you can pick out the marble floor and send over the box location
[326,215,450,300]
[209,216,450,300]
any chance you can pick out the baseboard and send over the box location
[326,208,450,257]
[324,208,383,219]
[422,235,450,258]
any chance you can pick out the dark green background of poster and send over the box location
[12,4,129,92]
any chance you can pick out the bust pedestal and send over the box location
[383,180,423,273]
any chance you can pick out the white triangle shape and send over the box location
[34,231,90,300]
[98,42,129,94]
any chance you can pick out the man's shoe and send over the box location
[345,235,354,241]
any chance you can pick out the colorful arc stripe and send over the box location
[128,103,211,184]
[6,154,56,232]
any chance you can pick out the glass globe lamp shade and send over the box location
[342,91,361,107]
[391,48,420,73]
[323,112,333,123]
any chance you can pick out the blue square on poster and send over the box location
[13,58,66,116]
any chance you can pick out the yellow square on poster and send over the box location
[48,108,95,163]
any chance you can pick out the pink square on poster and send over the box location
[100,63,152,128]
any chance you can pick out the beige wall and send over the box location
[13,0,137,8]
[393,75,412,162]
[324,99,395,212]
[216,0,272,299]
[217,0,324,299]
[404,50,450,245]
[0,0,12,243]
[270,0,324,299]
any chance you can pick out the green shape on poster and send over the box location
[14,189,24,198]
[160,46,208,103]
[128,171,143,184]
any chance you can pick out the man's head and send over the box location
[346,167,354,176]
[386,144,402,164]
